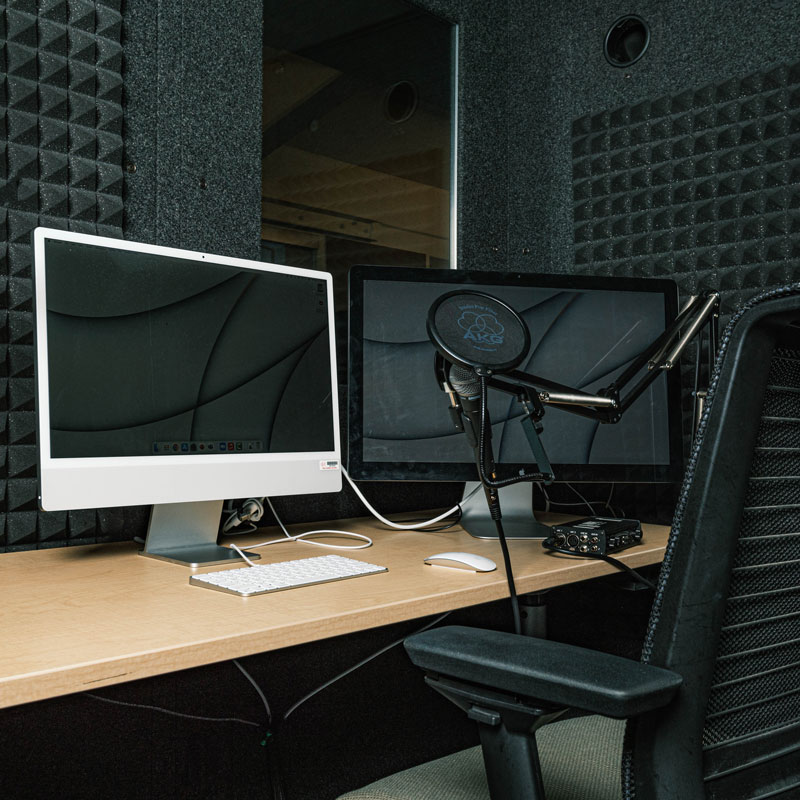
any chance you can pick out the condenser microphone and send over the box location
[448,362,502,520]
[448,362,481,399]
[427,290,531,375]
[448,363,485,451]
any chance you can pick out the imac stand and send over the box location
[140,500,261,567]
[460,482,551,539]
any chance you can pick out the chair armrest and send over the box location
[405,625,682,719]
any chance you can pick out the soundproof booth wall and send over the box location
[3,0,800,551]
[0,0,125,551]
[505,0,800,313]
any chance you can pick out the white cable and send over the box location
[233,659,272,725]
[223,508,251,534]
[262,497,366,547]
[223,498,265,534]
[229,528,373,565]
[223,522,258,535]
[227,497,373,565]
[342,465,479,529]
[223,468,474,549]
[225,467,477,564]
[85,692,260,728]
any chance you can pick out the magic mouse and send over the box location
[424,551,497,572]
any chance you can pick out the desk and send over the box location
[0,515,669,710]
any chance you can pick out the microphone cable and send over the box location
[492,515,522,635]
[474,375,522,636]
[475,375,546,490]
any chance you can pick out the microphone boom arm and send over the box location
[479,291,720,423]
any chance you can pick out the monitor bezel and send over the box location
[348,264,684,484]
[33,227,342,511]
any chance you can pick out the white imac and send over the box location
[33,227,342,566]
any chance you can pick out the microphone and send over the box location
[448,364,502,518]
[432,297,524,635]
[428,291,529,470]
[448,363,486,451]
[430,293,538,526]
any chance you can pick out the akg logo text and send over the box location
[458,307,505,347]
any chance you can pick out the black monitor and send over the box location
[348,266,683,534]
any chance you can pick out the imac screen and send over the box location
[42,238,334,460]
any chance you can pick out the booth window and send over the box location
[261,0,455,289]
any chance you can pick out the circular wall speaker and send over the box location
[427,291,530,374]
[384,81,418,124]
[604,15,650,67]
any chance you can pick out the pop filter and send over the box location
[427,290,530,374]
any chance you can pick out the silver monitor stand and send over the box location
[140,500,261,567]
[460,482,551,539]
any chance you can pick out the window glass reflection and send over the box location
[262,0,455,294]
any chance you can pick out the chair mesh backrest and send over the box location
[704,346,800,748]
[627,285,800,799]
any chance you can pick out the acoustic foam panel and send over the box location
[571,60,800,316]
[553,59,800,524]
[506,0,800,281]
[568,58,800,517]
[0,0,124,551]
[498,1,799,525]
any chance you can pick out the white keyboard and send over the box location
[189,554,388,597]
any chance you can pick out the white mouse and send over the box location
[424,551,497,572]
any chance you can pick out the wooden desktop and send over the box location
[0,514,669,710]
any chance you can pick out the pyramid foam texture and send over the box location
[572,60,800,316]
[0,0,124,551]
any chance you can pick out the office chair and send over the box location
[339,284,800,800]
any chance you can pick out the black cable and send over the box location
[264,735,286,800]
[692,332,703,430]
[463,376,522,635]
[476,376,545,489]
[415,518,463,532]
[84,693,261,728]
[282,611,451,722]
[388,508,463,532]
[541,543,656,590]
[494,516,522,635]
[601,554,657,591]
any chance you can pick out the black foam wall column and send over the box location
[0,0,124,552]
[123,0,263,258]
[0,0,263,552]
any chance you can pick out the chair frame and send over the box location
[406,286,800,800]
